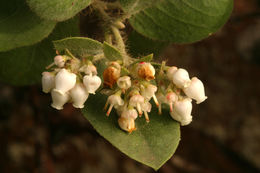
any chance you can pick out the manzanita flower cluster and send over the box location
[42,54,207,133]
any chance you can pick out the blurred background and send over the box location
[1,0,260,172]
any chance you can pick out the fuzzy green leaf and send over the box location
[119,0,160,14]
[82,94,180,170]
[128,0,233,43]
[0,18,79,85]
[26,0,91,21]
[53,37,103,57]
[103,42,123,61]
[0,0,56,52]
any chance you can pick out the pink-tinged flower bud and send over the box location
[170,98,192,126]
[70,83,89,108]
[166,66,178,81]
[42,72,55,93]
[118,117,136,133]
[121,107,138,120]
[141,84,158,106]
[83,75,101,94]
[172,68,191,88]
[183,77,207,104]
[141,101,152,122]
[105,94,124,116]
[137,62,155,81]
[129,94,145,115]
[166,92,178,112]
[54,69,76,95]
[117,76,131,90]
[51,90,70,110]
[54,55,66,67]
[79,64,97,76]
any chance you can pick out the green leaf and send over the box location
[103,42,123,61]
[26,0,91,21]
[0,18,79,85]
[0,0,56,52]
[132,54,154,65]
[82,94,180,170]
[128,0,233,43]
[127,31,169,57]
[54,37,103,57]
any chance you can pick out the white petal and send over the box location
[51,89,70,110]
[141,101,152,112]
[55,69,76,95]
[70,83,89,108]
[54,55,65,67]
[141,84,157,100]
[83,75,101,94]
[166,66,178,81]
[183,77,207,104]
[129,95,144,107]
[118,117,135,132]
[117,76,131,90]
[42,72,55,93]
[172,68,191,88]
[121,108,138,119]
[108,94,124,106]
[170,98,193,126]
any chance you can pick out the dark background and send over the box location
[1,0,260,172]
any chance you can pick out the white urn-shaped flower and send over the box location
[129,94,145,115]
[42,72,55,93]
[70,83,89,108]
[54,68,76,95]
[121,107,138,120]
[166,66,178,81]
[54,55,66,68]
[105,94,124,116]
[183,77,207,104]
[117,76,131,90]
[172,68,191,88]
[118,117,136,133]
[83,75,101,94]
[51,89,70,110]
[170,98,193,126]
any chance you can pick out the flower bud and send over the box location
[54,69,76,95]
[42,72,55,93]
[129,94,145,115]
[83,75,101,94]
[172,68,191,88]
[54,55,66,67]
[51,89,70,110]
[121,107,138,120]
[118,117,136,133]
[117,76,131,90]
[137,62,155,81]
[170,98,192,126]
[166,66,178,81]
[70,83,89,108]
[105,94,124,116]
[183,77,207,104]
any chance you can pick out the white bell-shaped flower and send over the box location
[51,89,70,110]
[54,55,66,67]
[118,117,136,133]
[141,101,152,122]
[156,92,167,114]
[121,107,138,120]
[172,68,191,88]
[166,92,178,112]
[141,84,158,106]
[183,77,207,104]
[117,76,131,90]
[105,94,124,116]
[129,94,145,115]
[42,72,55,93]
[54,68,76,95]
[166,66,178,81]
[170,98,193,126]
[70,83,89,108]
[83,75,101,94]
